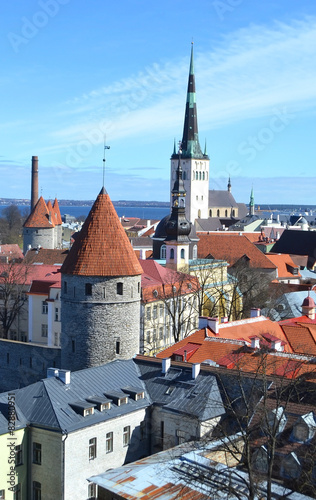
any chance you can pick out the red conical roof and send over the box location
[61,188,143,277]
[23,196,55,228]
[53,198,63,225]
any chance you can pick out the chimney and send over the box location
[207,317,219,334]
[31,156,39,212]
[192,363,200,379]
[251,337,260,349]
[250,308,261,318]
[58,369,71,385]
[162,358,171,374]
[47,367,59,378]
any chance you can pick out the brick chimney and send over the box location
[31,156,39,212]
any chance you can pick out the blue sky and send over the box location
[1,0,316,205]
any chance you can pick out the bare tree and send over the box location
[202,351,316,500]
[0,261,30,339]
[0,204,25,245]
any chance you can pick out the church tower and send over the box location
[165,148,191,272]
[170,43,209,223]
[60,187,143,372]
[249,187,255,216]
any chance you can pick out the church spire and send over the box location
[227,176,231,193]
[249,186,255,216]
[180,43,206,159]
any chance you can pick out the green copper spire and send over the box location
[179,43,206,160]
[249,186,255,215]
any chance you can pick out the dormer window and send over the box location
[104,390,129,406]
[122,387,145,401]
[70,401,95,416]
[84,407,94,416]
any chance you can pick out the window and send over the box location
[131,286,133,298]
[146,307,151,320]
[71,339,76,353]
[176,429,186,445]
[54,332,59,346]
[138,282,140,294]
[160,244,166,259]
[89,438,97,460]
[84,408,94,417]
[33,442,41,464]
[88,483,97,500]
[153,305,158,319]
[159,327,163,340]
[116,340,120,354]
[180,249,185,259]
[33,481,41,500]
[195,171,198,180]
[225,209,228,217]
[85,283,92,296]
[202,172,205,180]
[73,286,76,298]
[217,209,220,217]
[63,281,67,294]
[146,331,151,343]
[170,248,174,260]
[0,490,5,499]
[209,209,212,217]
[41,324,48,337]
[54,307,59,321]
[117,282,123,295]
[15,444,22,466]
[106,432,113,453]
[123,426,130,447]
[42,301,48,314]
[196,195,198,201]
[159,304,163,318]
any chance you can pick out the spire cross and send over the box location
[103,137,110,188]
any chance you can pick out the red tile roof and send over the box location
[53,198,62,225]
[23,248,68,265]
[197,233,277,269]
[0,244,24,262]
[61,188,143,277]
[266,253,301,279]
[23,197,55,229]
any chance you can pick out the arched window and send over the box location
[193,245,197,259]
[183,171,186,180]
[209,210,212,217]
[199,172,201,180]
[180,248,185,259]
[217,209,220,217]
[198,209,201,218]
[225,210,228,217]
[117,282,123,295]
[202,172,205,180]
[160,244,166,259]
[232,210,235,217]
[170,248,174,260]
[195,172,198,180]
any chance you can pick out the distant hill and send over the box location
[0,198,169,208]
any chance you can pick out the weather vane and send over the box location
[103,136,110,188]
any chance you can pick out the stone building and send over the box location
[23,196,63,254]
[60,187,143,371]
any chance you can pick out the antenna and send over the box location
[103,136,110,187]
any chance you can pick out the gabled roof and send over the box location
[197,233,277,269]
[61,188,143,277]
[23,196,55,229]
[208,190,238,208]
[272,230,316,263]
[23,248,68,265]
[0,244,24,262]
[267,253,301,279]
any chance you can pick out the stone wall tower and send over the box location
[23,196,62,254]
[60,187,143,372]
[170,43,209,223]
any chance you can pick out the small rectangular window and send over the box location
[33,481,41,500]
[64,281,67,294]
[88,482,97,500]
[41,324,48,337]
[33,442,42,465]
[0,489,5,499]
[116,340,120,354]
[54,332,59,346]
[72,339,76,353]
[117,282,123,295]
[89,438,97,460]
[146,307,151,320]
[123,426,130,447]
[153,306,157,319]
[13,483,21,500]
[159,327,163,340]
[55,307,59,321]
[15,444,23,466]
[106,432,113,453]
[85,283,92,296]
[42,301,48,314]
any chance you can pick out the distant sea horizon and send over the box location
[0,204,170,221]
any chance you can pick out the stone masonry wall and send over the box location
[61,274,141,371]
[0,339,61,392]
[23,227,55,254]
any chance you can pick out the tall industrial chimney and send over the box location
[31,156,39,212]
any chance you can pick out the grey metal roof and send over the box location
[2,359,151,434]
[134,358,225,421]
[209,190,238,208]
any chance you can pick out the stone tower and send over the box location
[170,43,209,223]
[23,196,62,254]
[60,187,143,372]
